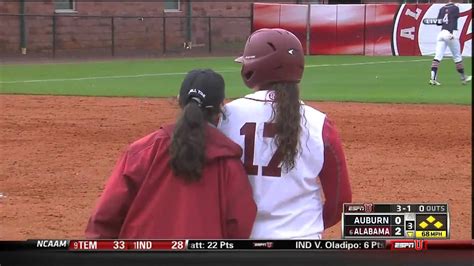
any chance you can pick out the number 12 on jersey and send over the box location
[240,122,282,177]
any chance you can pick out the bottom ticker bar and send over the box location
[0,239,472,252]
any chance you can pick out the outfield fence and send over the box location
[253,3,472,57]
[0,14,251,59]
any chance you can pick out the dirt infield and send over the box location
[0,95,471,240]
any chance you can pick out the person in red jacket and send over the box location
[85,69,257,239]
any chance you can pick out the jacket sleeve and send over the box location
[224,158,257,239]
[319,117,352,229]
[85,151,138,239]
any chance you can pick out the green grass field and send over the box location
[0,56,471,104]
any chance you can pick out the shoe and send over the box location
[429,79,441,86]
[462,75,472,85]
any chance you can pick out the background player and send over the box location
[429,1,472,86]
[218,28,352,239]
[86,69,256,239]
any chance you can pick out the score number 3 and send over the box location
[240,122,282,177]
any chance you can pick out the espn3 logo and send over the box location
[392,4,472,56]
[252,242,274,248]
[390,240,426,251]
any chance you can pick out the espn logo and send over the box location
[391,240,426,251]
[344,203,373,213]
[252,242,274,248]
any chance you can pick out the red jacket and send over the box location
[85,124,257,239]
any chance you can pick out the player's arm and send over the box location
[319,117,352,229]
[436,7,444,25]
[224,158,257,239]
[85,151,138,239]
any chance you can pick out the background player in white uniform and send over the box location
[429,2,471,86]
[218,28,352,239]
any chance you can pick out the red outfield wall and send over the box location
[253,3,472,57]
[253,3,308,53]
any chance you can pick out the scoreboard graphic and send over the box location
[342,203,449,239]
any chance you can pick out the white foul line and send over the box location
[0,58,431,84]
[0,70,237,84]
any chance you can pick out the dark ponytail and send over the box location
[270,82,302,172]
[169,69,225,182]
[169,100,207,182]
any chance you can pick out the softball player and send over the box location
[218,28,352,239]
[86,69,256,239]
[430,2,472,86]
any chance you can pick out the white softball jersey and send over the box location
[218,90,327,239]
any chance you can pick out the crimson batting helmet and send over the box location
[235,28,305,89]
